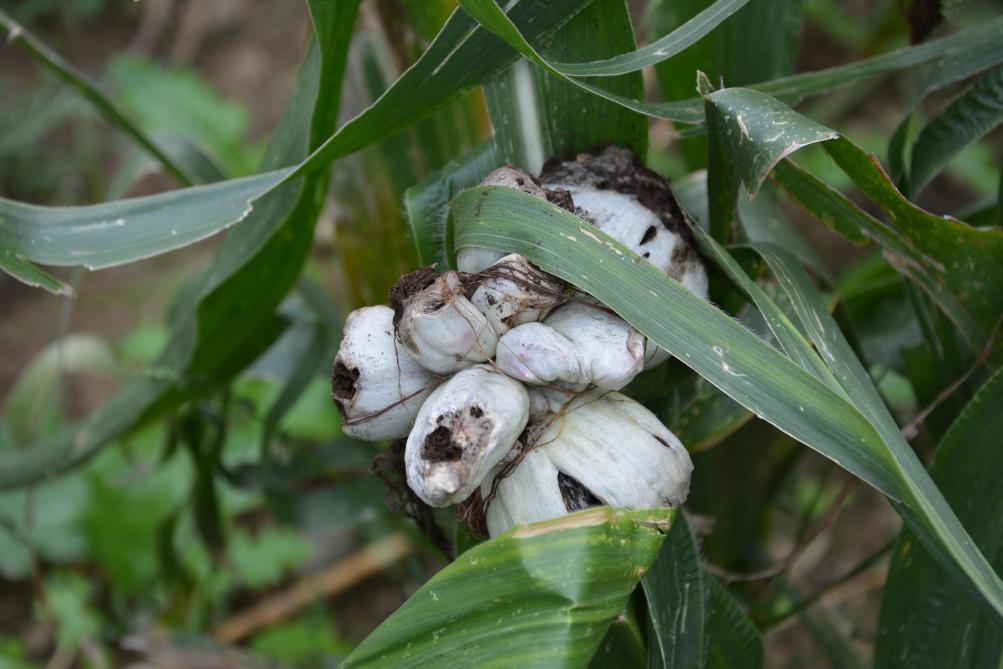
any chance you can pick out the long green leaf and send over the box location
[703,86,837,239]
[0,0,594,485]
[449,183,1003,625]
[703,88,1003,352]
[701,87,1003,624]
[0,9,195,186]
[341,507,672,668]
[452,184,898,497]
[876,369,1003,667]
[642,515,706,669]
[0,254,72,296]
[703,575,763,669]
[0,0,358,488]
[0,0,588,288]
[482,0,646,173]
[0,171,289,269]
[552,0,751,77]
[460,2,1003,125]
[907,65,1003,197]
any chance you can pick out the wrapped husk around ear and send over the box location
[331,306,440,441]
[482,389,692,536]
[392,270,498,375]
[405,365,529,507]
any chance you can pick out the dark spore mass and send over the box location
[557,471,603,512]
[422,426,463,462]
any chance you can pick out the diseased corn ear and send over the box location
[469,253,568,335]
[405,365,529,507]
[393,271,498,375]
[331,306,440,441]
[545,302,644,390]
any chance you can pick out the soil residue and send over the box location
[540,145,693,245]
[389,266,437,328]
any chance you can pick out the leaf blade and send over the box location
[876,369,1003,667]
[449,183,1003,625]
[341,508,672,669]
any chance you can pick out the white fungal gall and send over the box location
[456,247,507,275]
[541,390,692,509]
[331,306,440,441]
[481,389,692,536]
[482,448,567,537]
[544,302,644,390]
[469,253,567,335]
[494,322,586,389]
[405,365,530,507]
[392,270,498,375]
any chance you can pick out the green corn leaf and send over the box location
[0,0,359,488]
[703,574,763,669]
[452,183,899,496]
[876,368,1003,667]
[552,0,751,77]
[0,9,196,186]
[0,170,291,270]
[702,87,1003,353]
[340,507,673,668]
[449,182,1003,625]
[405,140,501,267]
[459,1,1003,126]
[701,88,1003,624]
[0,0,589,288]
[907,65,1003,198]
[703,86,838,239]
[642,515,706,669]
[484,0,647,172]
[0,0,597,486]
[0,254,72,296]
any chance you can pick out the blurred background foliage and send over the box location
[0,0,1000,667]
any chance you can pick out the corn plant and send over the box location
[1,1,1002,666]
